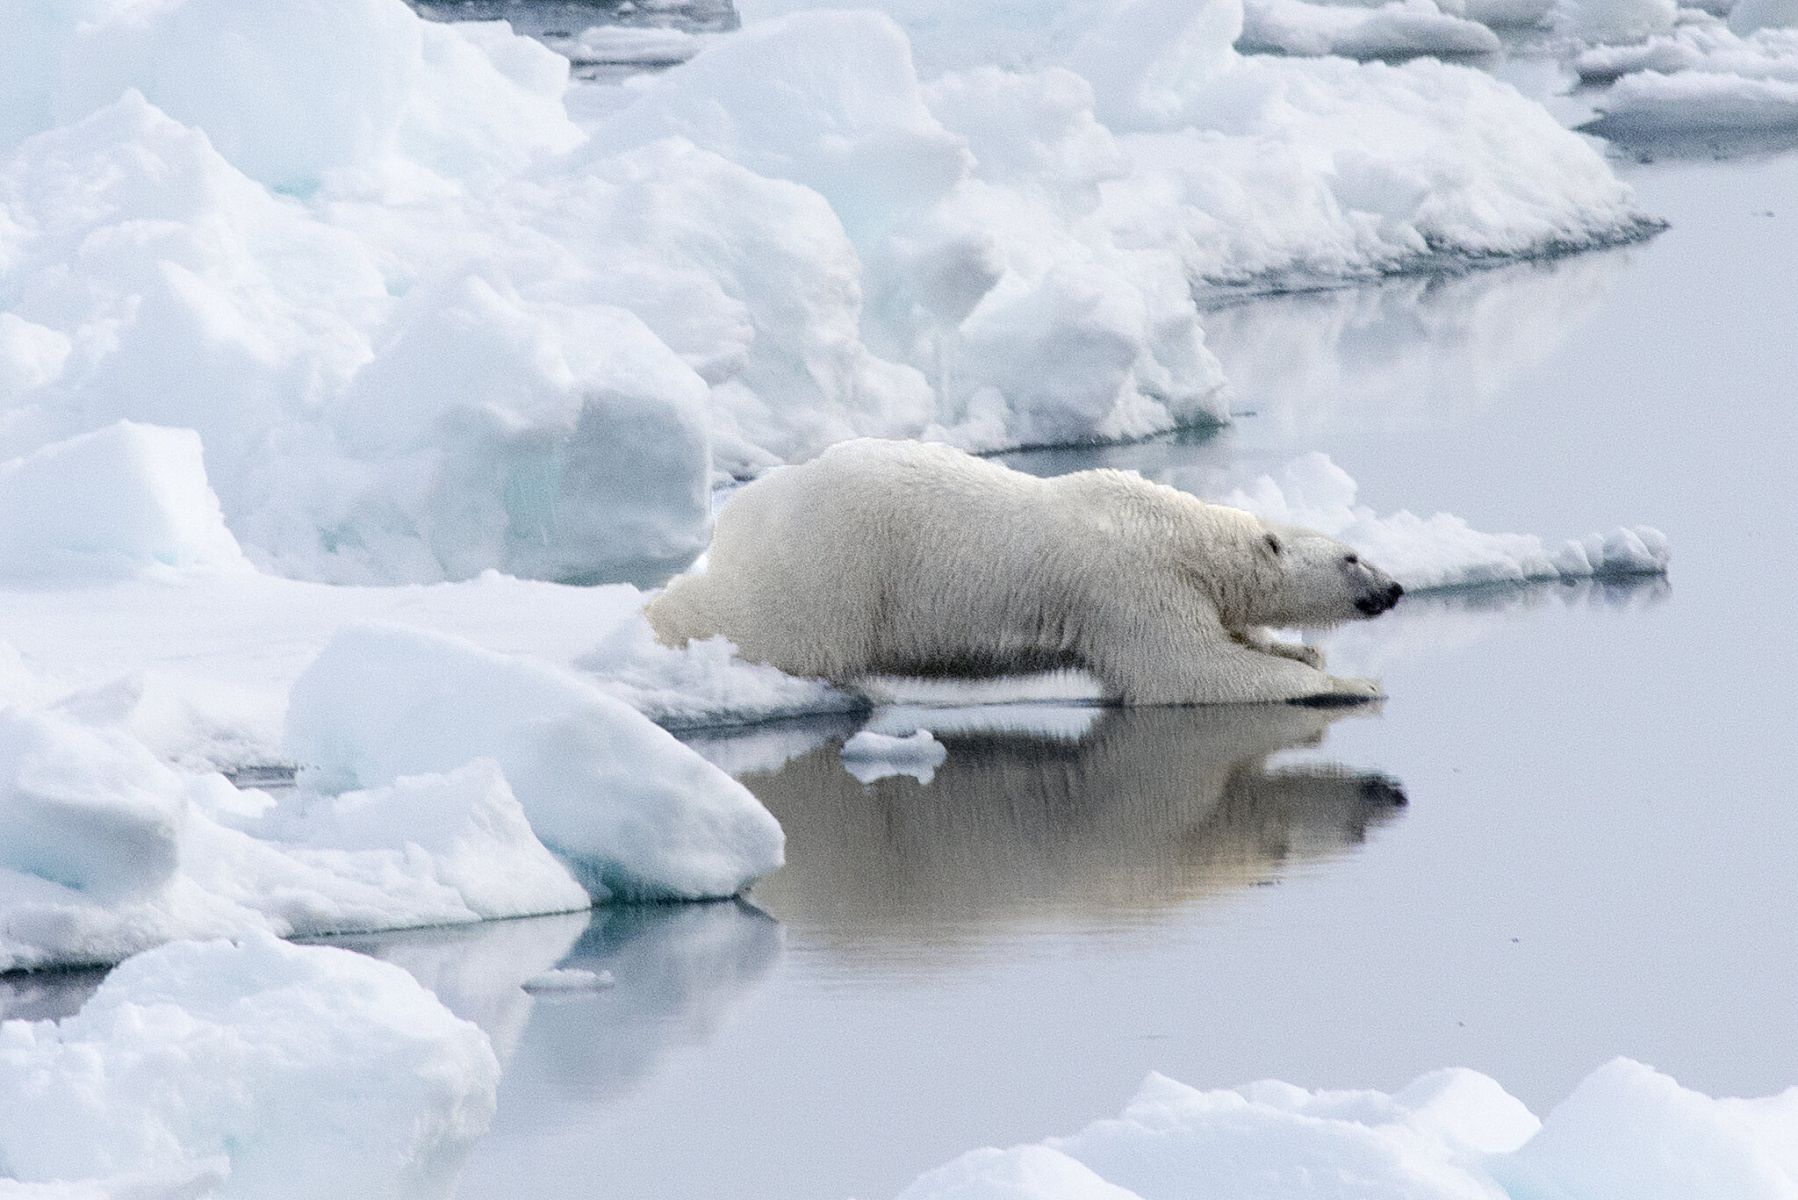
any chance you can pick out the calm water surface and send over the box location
[425,150,1798,1198]
[7,113,1790,1200]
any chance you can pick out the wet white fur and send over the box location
[648,440,1397,705]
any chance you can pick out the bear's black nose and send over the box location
[1356,582,1404,616]
[1360,777,1408,806]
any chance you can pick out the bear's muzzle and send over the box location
[1356,581,1404,617]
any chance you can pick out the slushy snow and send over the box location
[0,934,499,1199]
[894,1060,1798,1200]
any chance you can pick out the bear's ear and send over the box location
[1263,532,1284,557]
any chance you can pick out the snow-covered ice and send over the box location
[0,423,248,580]
[286,623,785,902]
[840,728,950,784]
[1208,453,1670,592]
[1239,0,1502,59]
[0,934,498,1199]
[0,577,801,968]
[0,699,590,971]
[1566,8,1798,136]
[1579,25,1798,134]
[893,1059,1798,1200]
[1591,69,1798,134]
[0,0,1661,586]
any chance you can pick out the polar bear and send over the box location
[647,439,1403,705]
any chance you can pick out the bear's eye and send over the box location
[1343,553,1359,565]
[1264,533,1283,555]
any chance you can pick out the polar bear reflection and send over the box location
[745,703,1405,934]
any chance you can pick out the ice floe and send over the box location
[286,623,785,902]
[840,729,950,784]
[0,702,590,971]
[0,0,1659,585]
[1239,0,1502,59]
[0,423,248,581]
[0,607,794,969]
[892,1059,1798,1200]
[1209,453,1670,591]
[522,966,616,993]
[0,934,498,1199]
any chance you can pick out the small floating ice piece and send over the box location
[841,729,949,785]
[523,967,616,993]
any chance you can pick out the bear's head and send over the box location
[1252,526,1403,628]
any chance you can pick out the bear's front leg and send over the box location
[1088,611,1378,706]
[1233,627,1324,671]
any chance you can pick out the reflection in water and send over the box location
[519,901,782,1103]
[1581,121,1798,163]
[340,902,781,1110]
[745,705,1406,941]
[683,712,862,778]
[324,912,589,1063]
[1321,573,1671,676]
[1198,248,1629,437]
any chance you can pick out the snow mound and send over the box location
[1579,25,1798,133]
[589,5,1649,451]
[894,1059,1798,1200]
[285,622,785,901]
[0,701,589,971]
[841,729,949,784]
[1239,0,1502,59]
[1591,69,1798,133]
[1574,20,1746,78]
[1214,453,1670,591]
[15,0,579,190]
[0,424,247,580]
[0,934,498,1199]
